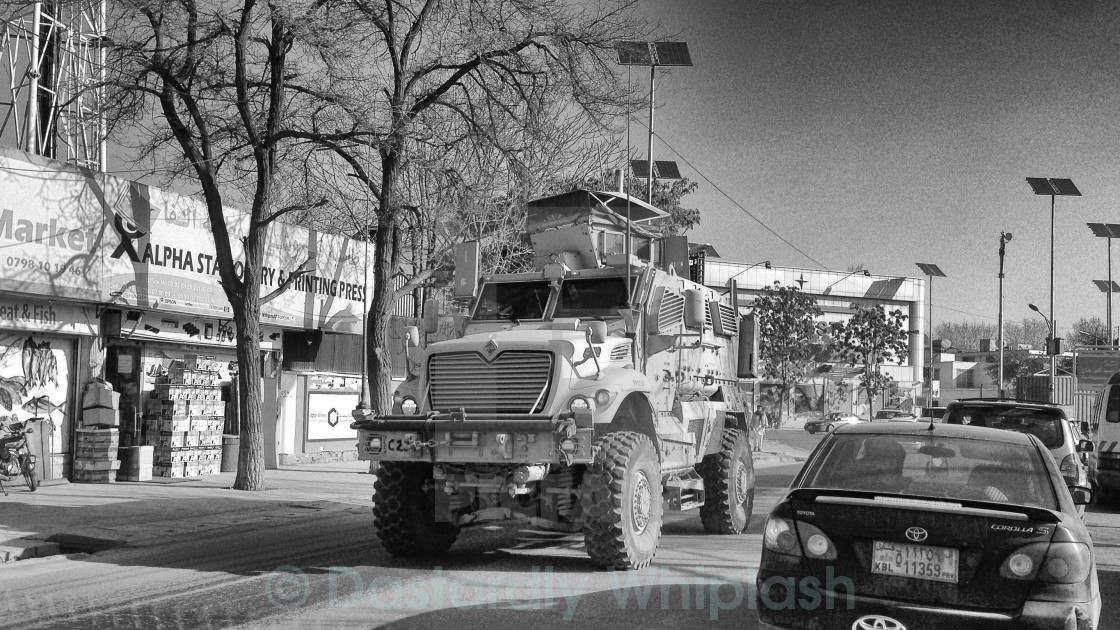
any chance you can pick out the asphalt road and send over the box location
[0,439,1117,630]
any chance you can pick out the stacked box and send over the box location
[73,429,120,483]
[154,463,186,477]
[141,361,229,478]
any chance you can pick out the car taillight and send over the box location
[1037,542,1092,584]
[764,516,800,556]
[1059,454,1078,478]
[1000,542,1047,580]
[796,521,837,560]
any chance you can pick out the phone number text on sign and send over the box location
[5,256,84,277]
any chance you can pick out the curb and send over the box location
[0,539,61,563]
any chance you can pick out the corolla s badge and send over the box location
[853,614,907,630]
[904,527,928,542]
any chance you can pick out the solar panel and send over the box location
[630,159,682,179]
[1050,178,1081,196]
[1026,177,1055,195]
[916,263,946,277]
[653,41,693,67]
[654,161,681,179]
[1088,222,1111,238]
[1093,280,1120,292]
[616,41,652,65]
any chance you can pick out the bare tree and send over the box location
[288,0,654,415]
[88,0,368,490]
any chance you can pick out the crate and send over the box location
[74,458,121,471]
[73,469,116,483]
[76,428,120,447]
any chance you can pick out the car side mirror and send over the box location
[1078,439,1094,453]
[1069,485,1093,506]
[1081,421,1091,434]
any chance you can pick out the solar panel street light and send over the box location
[1027,177,1081,404]
[1087,222,1120,346]
[616,41,693,204]
[916,263,947,407]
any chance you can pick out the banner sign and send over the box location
[0,147,366,333]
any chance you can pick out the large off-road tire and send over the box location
[582,431,663,570]
[22,460,37,492]
[372,461,459,557]
[698,429,755,534]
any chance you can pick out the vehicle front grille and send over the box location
[428,351,553,413]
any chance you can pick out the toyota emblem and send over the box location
[905,527,928,542]
[853,614,907,630]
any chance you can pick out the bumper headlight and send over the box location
[568,396,591,412]
[400,396,419,415]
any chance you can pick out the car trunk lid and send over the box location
[790,490,1058,610]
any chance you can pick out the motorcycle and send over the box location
[0,419,37,495]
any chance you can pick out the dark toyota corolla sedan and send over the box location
[757,423,1099,630]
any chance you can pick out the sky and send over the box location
[629,0,1120,338]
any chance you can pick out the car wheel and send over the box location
[825,423,835,432]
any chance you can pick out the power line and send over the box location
[632,120,827,269]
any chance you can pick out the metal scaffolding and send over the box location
[0,0,106,170]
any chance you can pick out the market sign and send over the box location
[0,146,366,333]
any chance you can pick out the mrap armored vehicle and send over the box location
[352,189,757,569]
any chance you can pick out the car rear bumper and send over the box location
[756,577,1099,630]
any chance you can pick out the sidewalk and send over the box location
[1,436,812,565]
[0,460,375,563]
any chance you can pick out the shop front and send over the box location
[0,298,98,481]
[0,145,367,482]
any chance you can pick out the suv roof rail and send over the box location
[952,397,1056,405]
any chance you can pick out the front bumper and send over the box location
[351,410,594,464]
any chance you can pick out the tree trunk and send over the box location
[367,143,404,415]
[233,288,265,490]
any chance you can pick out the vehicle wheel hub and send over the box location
[631,472,652,534]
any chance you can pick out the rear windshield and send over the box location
[943,405,1064,448]
[800,433,1058,510]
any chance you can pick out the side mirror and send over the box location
[403,325,420,348]
[1078,439,1094,453]
[1081,421,1091,434]
[422,298,439,334]
[1069,485,1093,506]
[586,320,607,344]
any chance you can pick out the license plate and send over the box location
[872,541,959,583]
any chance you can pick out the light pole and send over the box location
[822,268,871,294]
[1029,303,1056,403]
[1087,223,1120,346]
[998,232,1012,396]
[1026,177,1080,404]
[1092,280,1120,344]
[721,260,771,295]
[916,263,947,407]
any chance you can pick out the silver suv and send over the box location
[943,398,1094,509]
